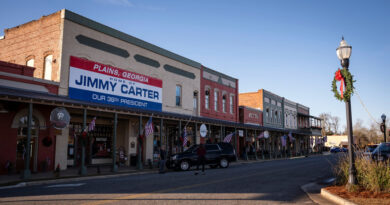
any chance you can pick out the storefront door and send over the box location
[15,116,39,172]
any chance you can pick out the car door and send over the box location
[205,144,220,164]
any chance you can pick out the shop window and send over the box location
[214,90,218,111]
[222,95,226,113]
[205,89,210,109]
[44,55,53,80]
[193,91,198,115]
[176,85,182,106]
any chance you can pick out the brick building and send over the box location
[0,61,59,174]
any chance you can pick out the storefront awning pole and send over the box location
[254,130,258,160]
[220,126,223,142]
[137,116,143,170]
[160,118,163,147]
[22,102,32,179]
[112,112,118,172]
[195,122,198,144]
[245,129,248,161]
[80,109,87,176]
[179,120,182,152]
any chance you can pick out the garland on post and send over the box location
[332,68,355,102]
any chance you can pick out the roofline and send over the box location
[239,105,263,112]
[202,65,237,82]
[62,9,202,69]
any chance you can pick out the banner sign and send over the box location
[68,56,162,111]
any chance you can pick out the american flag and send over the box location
[223,132,234,143]
[88,117,96,132]
[182,127,188,147]
[281,135,287,147]
[144,116,154,137]
[257,132,264,139]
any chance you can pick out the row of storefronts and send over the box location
[0,9,323,177]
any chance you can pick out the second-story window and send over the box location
[214,90,218,111]
[44,55,53,80]
[230,95,234,114]
[26,58,34,67]
[176,85,181,106]
[205,90,209,109]
[222,95,226,113]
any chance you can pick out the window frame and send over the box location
[175,85,182,107]
[214,89,219,112]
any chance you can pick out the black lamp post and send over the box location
[336,37,357,185]
[381,114,387,142]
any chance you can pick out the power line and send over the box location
[354,89,380,125]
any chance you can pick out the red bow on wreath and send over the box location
[335,69,345,99]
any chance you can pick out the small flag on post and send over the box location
[257,132,265,139]
[183,127,188,147]
[288,132,295,142]
[144,116,154,137]
[223,132,234,143]
[88,117,96,132]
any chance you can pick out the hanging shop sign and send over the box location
[50,107,71,129]
[68,56,163,111]
[264,130,270,139]
[200,124,207,138]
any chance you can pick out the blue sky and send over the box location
[0,0,389,131]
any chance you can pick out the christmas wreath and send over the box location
[332,68,355,102]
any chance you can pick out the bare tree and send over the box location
[331,116,340,134]
[319,113,333,135]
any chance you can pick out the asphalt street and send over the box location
[0,154,338,205]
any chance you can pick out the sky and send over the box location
[0,0,389,131]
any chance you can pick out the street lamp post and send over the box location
[381,114,386,142]
[336,37,357,185]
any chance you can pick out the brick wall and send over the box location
[0,60,59,94]
[0,11,62,81]
[200,67,238,122]
[239,89,263,110]
[239,106,263,126]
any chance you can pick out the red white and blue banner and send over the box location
[68,56,163,111]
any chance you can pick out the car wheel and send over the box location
[219,158,229,168]
[180,160,190,171]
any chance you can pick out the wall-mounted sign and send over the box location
[50,107,70,129]
[264,130,270,139]
[68,56,163,111]
[200,124,207,138]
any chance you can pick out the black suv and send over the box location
[168,142,237,171]
[371,142,390,161]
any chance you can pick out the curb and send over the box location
[321,188,357,205]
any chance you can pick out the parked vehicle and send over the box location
[341,147,348,152]
[168,143,237,171]
[330,147,341,153]
[371,142,390,162]
[330,146,348,153]
[363,144,378,159]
